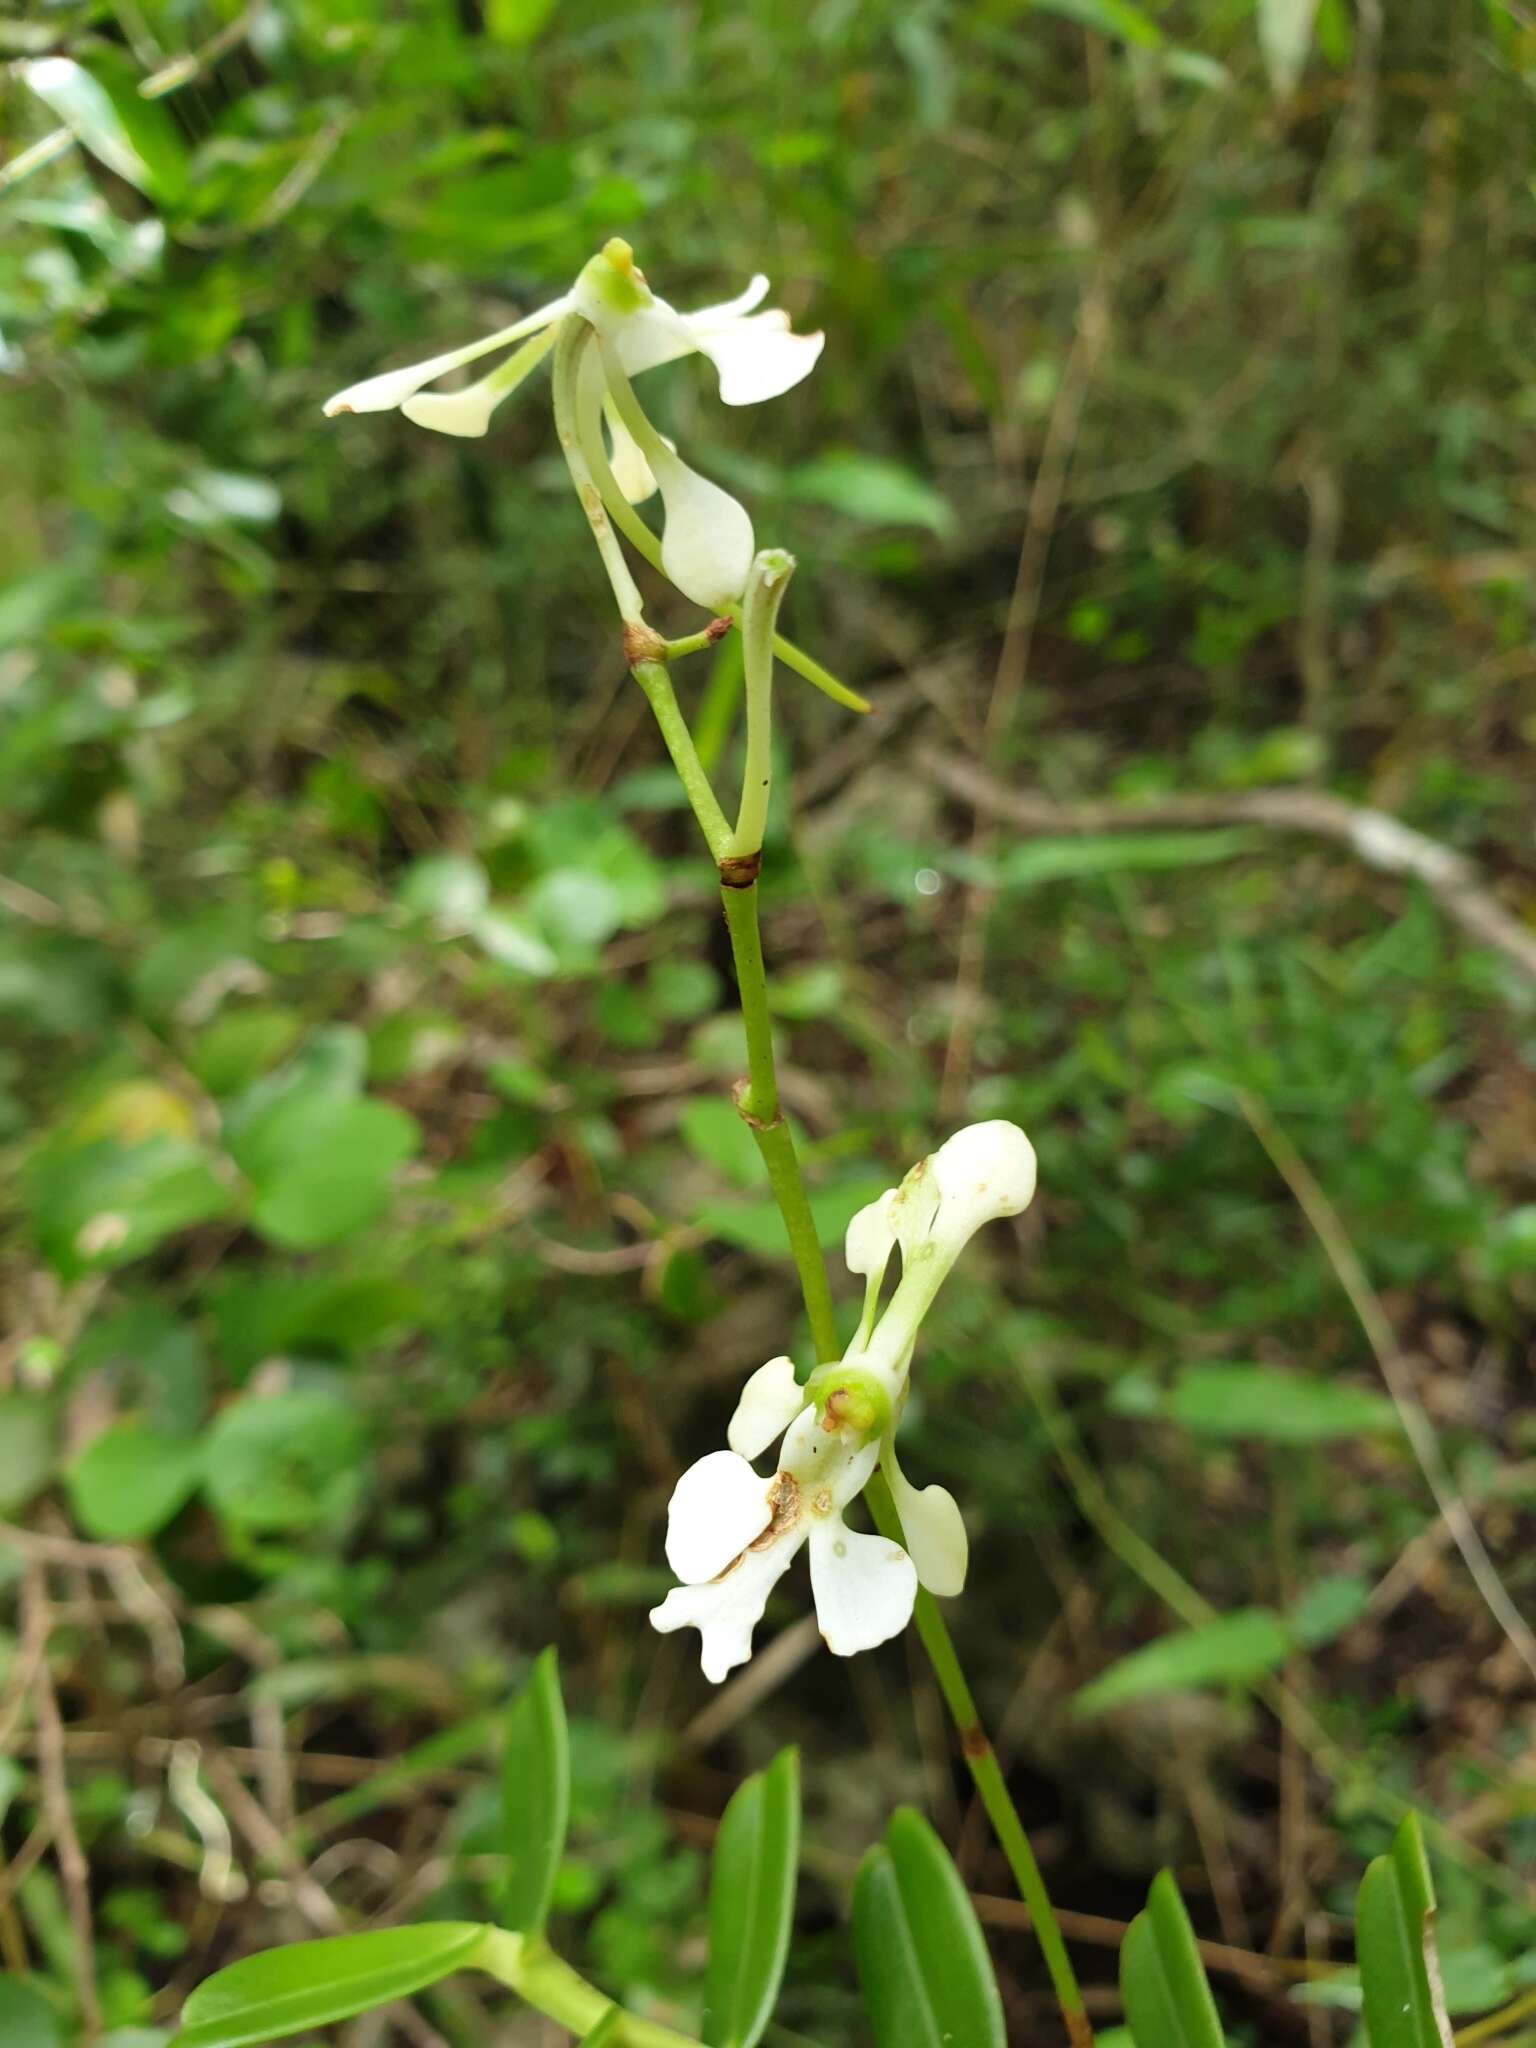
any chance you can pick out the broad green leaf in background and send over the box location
[701,1174,889,1258]
[0,1973,63,2048]
[1258,0,1322,99]
[485,0,560,41]
[1074,1608,1293,1716]
[1119,1869,1225,2048]
[66,1423,202,1540]
[787,451,956,537]
[202,1390,366,1538]
[852,1808,1005,2048]
[0,1392,55,1512]
[1356,1814,1454,2048]
[1162,1364,1401,1444]
[500,1647,570,1935]
[681,1096,767,1190]
[702,1748,800,2048]
[172,1925,489,2048]
[231,1093,420,1250]
[27,1135,234,1277]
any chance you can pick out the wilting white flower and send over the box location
[322,241,822,610]
[650,1119,1036,1682]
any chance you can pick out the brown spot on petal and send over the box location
[749,1471,800,1548]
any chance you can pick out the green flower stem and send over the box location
[552,316,646,628]
[719,877,840,1362]
[570,352,1086,2044]
[474,1929,700,2047]
[728,550,794,859]
[571,383,869,715]
[865,1473,1093,2048]
[664,625,729,662]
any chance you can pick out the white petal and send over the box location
[808,1517,917,1656]
[322,298,567,417]
[728,1357,806,1460]
[931,1120,1037,1247]
[649,1535,802,1684]
[885,1439,968,1598]
[400,384,501,437]
[845,1189,898,1279]
[691,311,825,407]
[663,1449,772,1585]
[652,445,755,609]
[611,299,700,378]
[605,404,660,502]
[684,274,772,324]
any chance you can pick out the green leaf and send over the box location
[202,1391,365,1537]
[18,57,157,193]
[1162,1364,1400,1445]
[682,1097,767,1191]
[703,1748,800,2048]
[173,1925,489,2048]
[27,1135,233,1277]
[0,1391,55,1512]
[0,1975,63,2048]
[995,830,1256,890]
[500,1647,570,1935]
[485,0,560,44]
[852,1808,1005,2048]
[788,450,956,536]
[1356,1814,1453,2048]
[232,1093,420,1250]
[1075,1609,1292,1717]
[1120,1870,1225,2048]
[66,1424,202,1540]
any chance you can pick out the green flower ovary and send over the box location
[803,1363,891,1444]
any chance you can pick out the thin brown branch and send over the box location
[922,753,1536,983]
[24,1565,100,2032]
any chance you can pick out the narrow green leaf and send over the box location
[1120,1871,1224,2048]
[500,1646,570,1934]
[852,1808,1005,2048]
[173,1925,488,2048]
[1074,1609,1293,1717]
[18,57,154,191]
[1356,1814,1453,2048]
[1163,1364,1400,1445]
[702,1747,800,2048]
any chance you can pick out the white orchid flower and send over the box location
[650,1120,1036,1683]
[322,240,820,613]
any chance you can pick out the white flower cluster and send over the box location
[651,1121,1037,1682]
[323,240,821,612]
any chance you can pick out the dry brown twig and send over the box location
[922,752,1536,983]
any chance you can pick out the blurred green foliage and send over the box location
[3,0,1536,2041]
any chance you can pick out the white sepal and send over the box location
[651,445,756,609]
[728,1357,805,1461]
[884,1438,968,1598]
[807,1517,918,1656]
[321,299,567,417]
[663,1449,772,1585]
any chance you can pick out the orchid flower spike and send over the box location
[322,239,823,611]
[651,1120,1037,1683]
